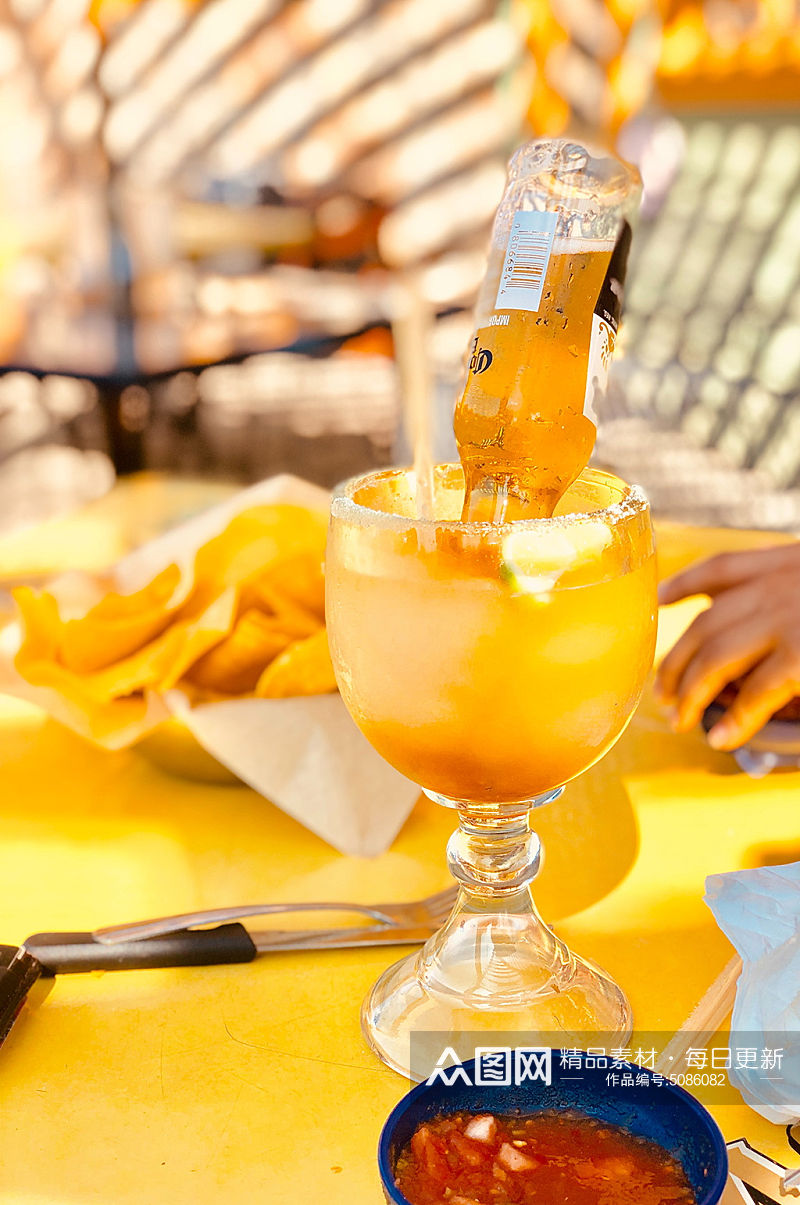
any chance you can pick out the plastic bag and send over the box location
[705,862,800,1123]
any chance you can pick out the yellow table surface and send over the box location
[0,483,797,1204]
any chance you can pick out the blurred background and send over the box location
[0,0,798,534]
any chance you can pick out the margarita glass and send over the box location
[326,464,657,1077]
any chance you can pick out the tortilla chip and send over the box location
[155,588,240,693]
[187,505,327,616]
[239,552,326,623]
[16,588,237,704]
[12,501,332,731]
[59,564,182,672]
[187,609,294,694]
[242,582,321,641]
[12,587,61,662]
[255,628,338,699]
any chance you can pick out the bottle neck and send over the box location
[460,470,560,523]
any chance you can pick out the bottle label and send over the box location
[594,219,631,336]
[494,210,557,313]
[583,314,616,423]
[582,220,632,423]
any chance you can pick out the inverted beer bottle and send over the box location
[454,140,641,521]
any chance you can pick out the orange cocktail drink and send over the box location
[326,463,656,1078]
[327,464,655,805]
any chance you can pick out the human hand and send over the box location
[656,543,800,749]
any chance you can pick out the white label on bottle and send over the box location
[494,210,557,313]
[583,312,616,424]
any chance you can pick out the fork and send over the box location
[93,884,459,945]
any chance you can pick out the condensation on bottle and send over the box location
[454,139,642,523]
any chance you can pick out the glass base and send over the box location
[361,794,632,1079]
[361,888,631,1079]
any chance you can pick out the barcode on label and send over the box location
[494,210,557,313]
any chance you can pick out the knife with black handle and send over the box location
[22,920,429,973]
[0,923,428,1051]
[0,945,43,1044]
[24,924,258,974]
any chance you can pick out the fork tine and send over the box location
[423,885,459,906]
[423,885,459,917]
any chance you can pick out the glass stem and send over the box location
[446,802,543,899]
[419,793,571,1005]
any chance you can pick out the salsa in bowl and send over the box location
[378,1052,727,1205]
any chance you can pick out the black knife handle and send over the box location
[24,924,257,975]
[0,948,42,1044]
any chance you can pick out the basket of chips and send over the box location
[0,476,419,855]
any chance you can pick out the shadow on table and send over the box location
[533,762,639,924]
[559,912,735,1037]
[614,687,743,779]
[744,838,800,868]
[0,710,642,934]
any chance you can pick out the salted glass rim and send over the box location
[330,465,650,533]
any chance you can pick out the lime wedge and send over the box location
[500,522,612,596]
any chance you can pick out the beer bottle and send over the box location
[454,139,641,522]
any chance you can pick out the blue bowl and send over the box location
[379,1051,728,1205]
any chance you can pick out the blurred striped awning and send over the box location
[0,0,531,294]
